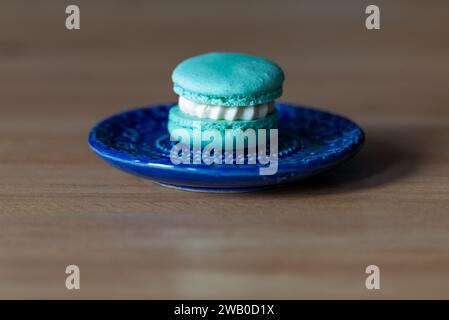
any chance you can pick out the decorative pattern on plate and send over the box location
[89,103,364,192]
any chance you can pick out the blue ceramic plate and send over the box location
[89,103,364,192]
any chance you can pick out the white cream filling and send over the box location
[178,96,274,121]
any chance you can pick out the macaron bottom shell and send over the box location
[167,105,278,148]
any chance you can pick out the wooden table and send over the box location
[1,0,448,299]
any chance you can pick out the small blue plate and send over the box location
[89,103,364,192]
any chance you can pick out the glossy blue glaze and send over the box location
[88,103,364,192]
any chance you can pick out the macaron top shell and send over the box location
[172,52,284,107]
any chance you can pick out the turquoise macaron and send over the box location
[168,52,284,148]
[171,52,285,106]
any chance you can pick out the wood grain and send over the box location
[0,0,448,299]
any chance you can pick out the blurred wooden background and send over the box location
[0,0,448,298]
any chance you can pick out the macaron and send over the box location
[168,52,284,148]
